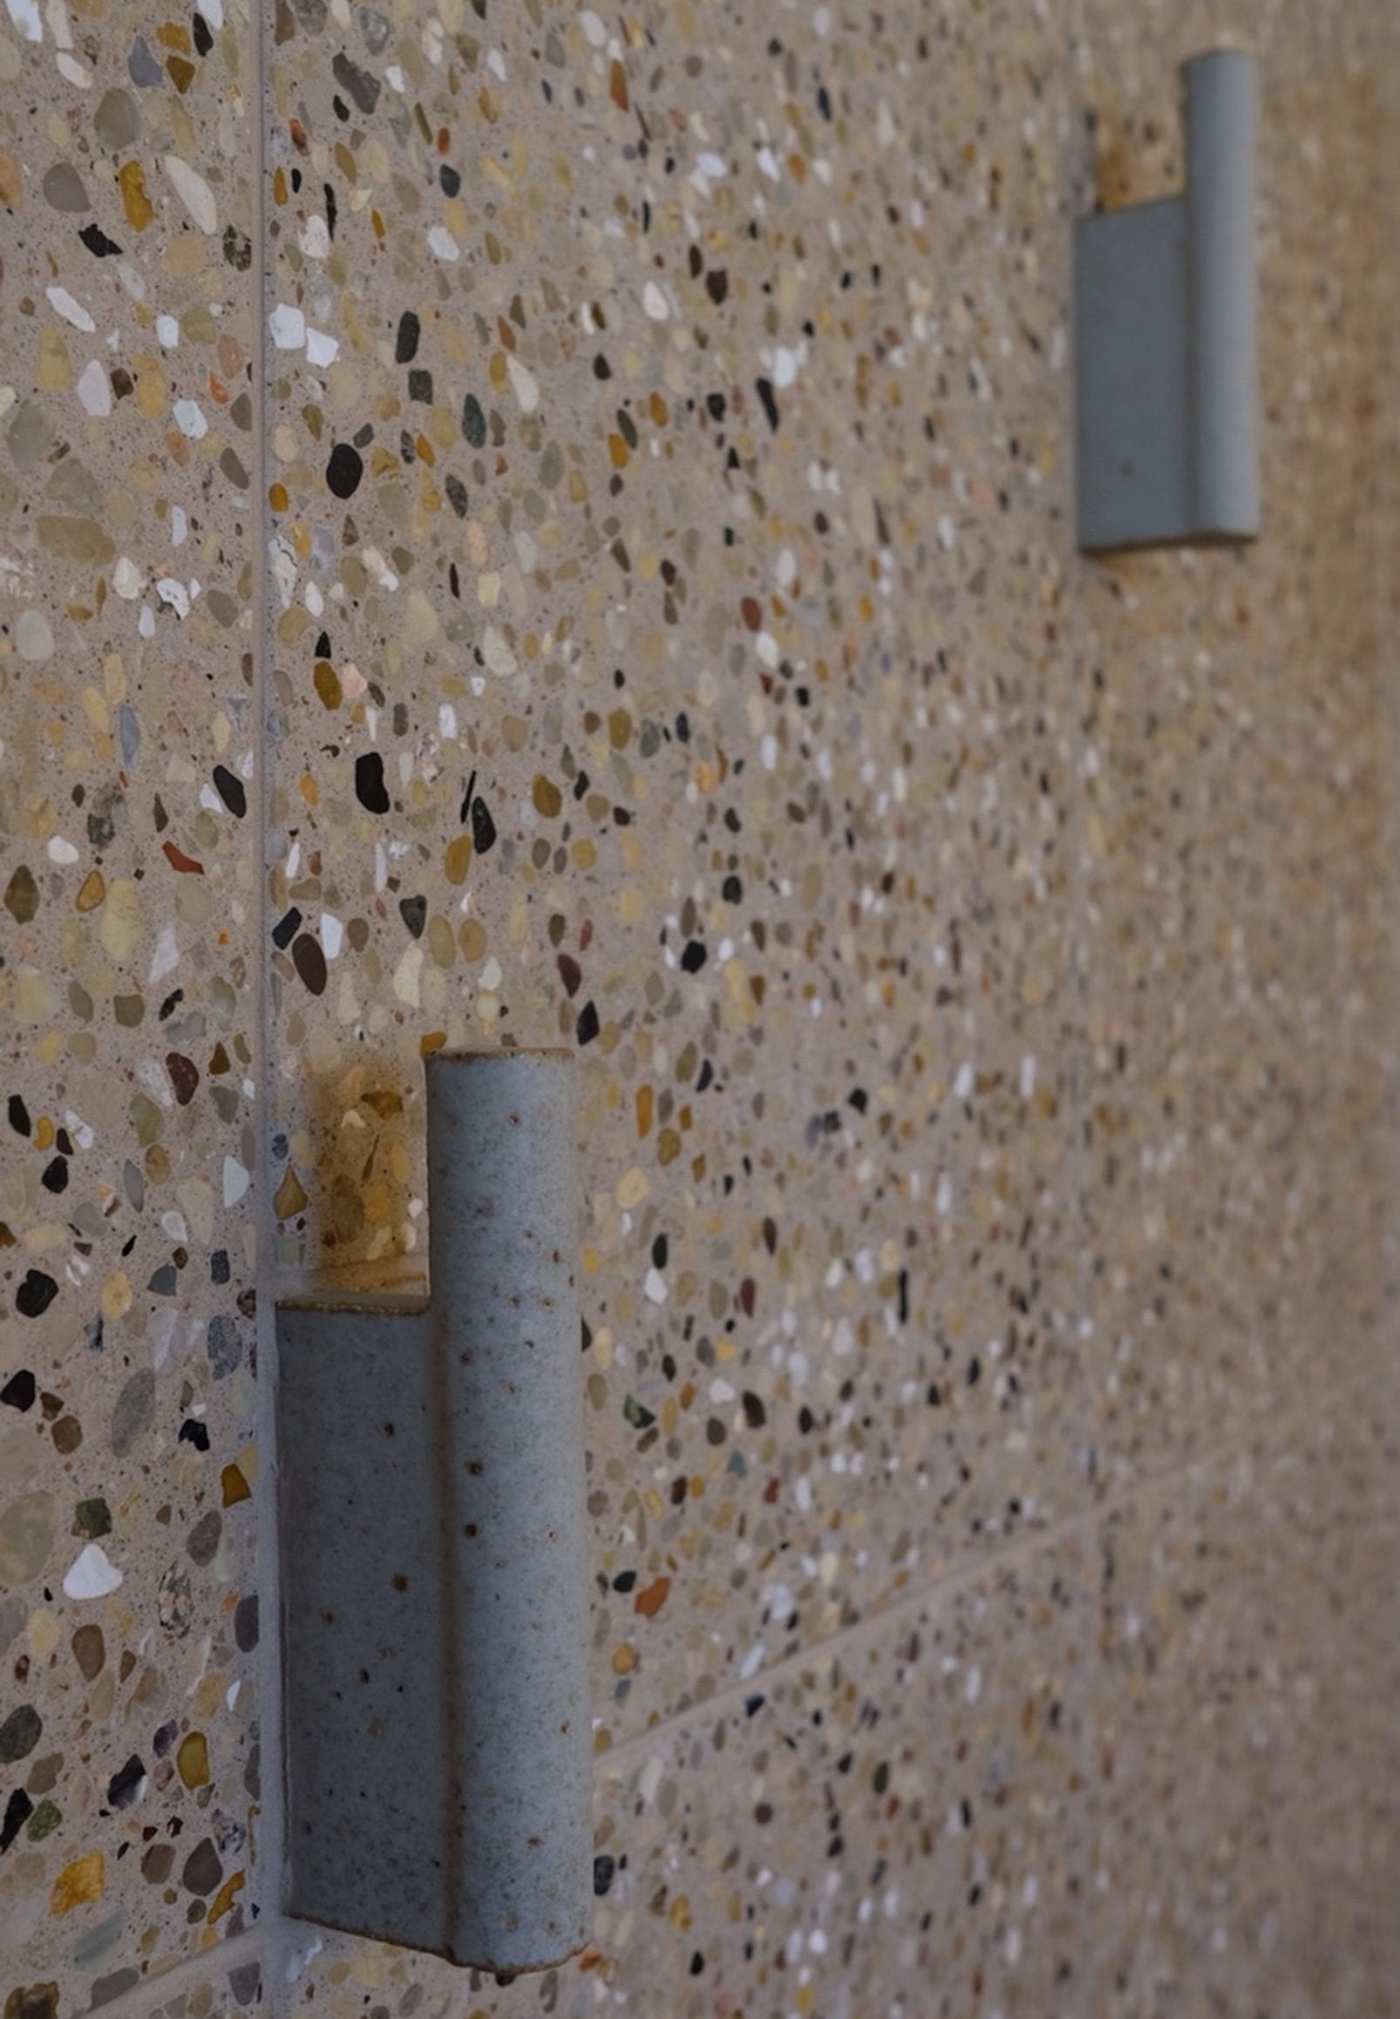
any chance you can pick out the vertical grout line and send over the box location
[248,0,289,2001]
[1058,0,1093,1454]
[1058,15,1106,2019]
[1061,14,1093,1470]
[1373,5,1400,1449]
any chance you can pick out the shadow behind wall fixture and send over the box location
[1075,48,1259,552]
[276,1049,591,1971]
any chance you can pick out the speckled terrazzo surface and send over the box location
[2,0,1398,2014]
[0,0,262,1991]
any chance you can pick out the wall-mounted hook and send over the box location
[1074,49,1259,553]
[276,1049,591,1972]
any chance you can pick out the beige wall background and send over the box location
[2,0,1397,2015]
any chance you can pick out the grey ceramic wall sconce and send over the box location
[276,1048,591,1973]
[1074,49,1259,552]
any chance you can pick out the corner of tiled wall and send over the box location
[3,2,1396,2017]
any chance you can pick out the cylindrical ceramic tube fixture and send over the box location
[1074,46,1260,550]
[423,1049,591,1968]
[1185,49,1259,538]
[277,1049,591,1972]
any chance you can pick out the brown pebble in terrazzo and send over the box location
[634,1577,671,1618]
[221,1464,251,1507]
[49,1851,104,1914]
[4,1989,59,2019]
[4,867,38,924]
[166,1054,200,1104]
[25,1757,61,1800]
[40,164,89,212]
[186,1512,222,1566]
[117,160,154,230]
[94,89,141,149]
[181,1838,222,1896]
[291,934,328,994]
[176,1733,210,1790]
[274,1168,309,1219]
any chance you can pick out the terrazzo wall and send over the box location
[2,0,1397,2014]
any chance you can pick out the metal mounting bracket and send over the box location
[276,1049,591,1973]
[1074,49,1259,553]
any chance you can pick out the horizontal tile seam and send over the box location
[73,1929,265,2019]
[594,1358,1380,1777]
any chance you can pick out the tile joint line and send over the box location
[72,1929,265,2019]
[594,1363,1376,1781]
[248,0,294,2004]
